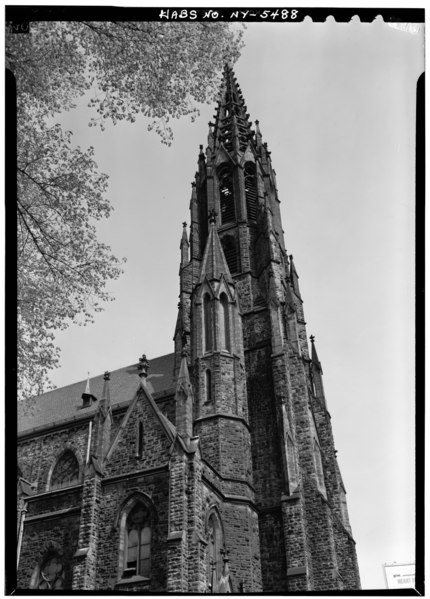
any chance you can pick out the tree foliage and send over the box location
[7,21,243,399]
[7,21,243,140]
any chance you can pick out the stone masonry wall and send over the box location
[202,483,262,592]
[97,470,169,591]
[104,390,171,478]
[18,424,89,492]
[18,512,80,590]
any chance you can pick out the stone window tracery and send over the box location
[35,556,65,590]
[207,510,224,582]
[123,503,151,578]
[50,450,79,490]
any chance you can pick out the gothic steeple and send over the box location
[210,64,253,158]
[174,69,360,593]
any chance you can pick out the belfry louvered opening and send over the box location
[244,162,258,221]
[218,165,235,224]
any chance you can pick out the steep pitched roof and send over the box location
[18,353,175,435]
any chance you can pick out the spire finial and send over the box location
[138,354,150,378]
[310,335,315,344]
[104,371,110,381]
[182,221,187,228]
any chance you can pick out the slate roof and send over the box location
[18,353,175,436]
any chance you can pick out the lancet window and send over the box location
[219,294,231,352]
[244,162,258,221]
[123,503,151,578]
[50,450,79,490]
[313,440,326,496]
[205,370,212,403]
[207,510,224,582]
[203,293,213,353]
[286,433,298,494]
[218,165,235,224]
[136,421,144,458]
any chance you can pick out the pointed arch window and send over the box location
[207,510,224,584]
[221,236,238,275]
[244,162,258,221]
[124,503,151,578]
[313,440,326,497]
[218,165,235,224]
[33,555,65,590]
[205,369,212,403]
[136,421,144,458]
[198,185,208,251]
[286,434,298,494]
[219,294,231,352]
[203,293,213,353]
[50,450,79,490]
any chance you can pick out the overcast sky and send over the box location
[42,14,422,591]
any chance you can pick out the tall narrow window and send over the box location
[286,434,298,494]
[221,236,238,274]
[205,370,212,403]
[50,450,79,490]
[244,162,258,221]
[204,294,212,352]
[218,165,235,224]
[207,511,224,581]
[137,421,144,458]
[198,187,208,250]
[313,440,326,496]
[219,294,231,352]
[124,503,151,578]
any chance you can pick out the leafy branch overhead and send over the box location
[8,21,244,143]
[9,20,244,400]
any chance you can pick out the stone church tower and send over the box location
[16,66,360,592]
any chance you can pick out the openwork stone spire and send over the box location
[212,64,253,155]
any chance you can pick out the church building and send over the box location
[17,66,361,592]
